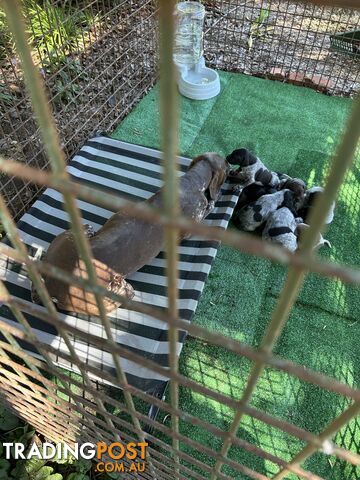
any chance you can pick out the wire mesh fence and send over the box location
[1,0,359,219]
[0,0,359,479]
[1,0,158,220]
[204,0,360,96]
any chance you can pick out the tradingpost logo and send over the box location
[2,441,148,474]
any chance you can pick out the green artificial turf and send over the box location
[112,72,359,479]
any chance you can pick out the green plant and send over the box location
[46,57,88,105]
[11,456,63,480]
[0,8,13,61]
[0,405,112,480]
[247,7,272,50]
[66,474,89,480]
[25,0,96,64]
[0,404,22,431]
[0,83,15,105]
[1,1,98,69]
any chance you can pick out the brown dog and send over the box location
[32,153,229,316]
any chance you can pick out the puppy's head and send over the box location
[226,148,257,167]
[282,178,306,206]
[189,153,230,200]
[305,186,324,208]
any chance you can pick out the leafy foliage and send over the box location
[2,1,97,71]
[0,7,13,61]
[46,57,89,105]
[247,7,272,50]
[25,0,96,65]
[0,86,14,105]
[0,459,11,480]
[1,3,92,107]
[66,474,90,480]
[0,405,112,480]
[10,456,63,480]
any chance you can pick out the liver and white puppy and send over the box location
[233,189,296,231]
[298,186,335,225]
[233,183,277,209]
[262,207,301,252]
[263,208,331,252]
[227,148,280,188]
[279,177,306,210]
[32,153,229,316]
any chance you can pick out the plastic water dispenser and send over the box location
[174,1,220,100]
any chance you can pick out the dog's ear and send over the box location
[254,167,273,185]
[189,153,228,200]
[204,153,229,200]
[209,168,227,201]
[282,190,297,215]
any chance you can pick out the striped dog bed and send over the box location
[0,136,238,395]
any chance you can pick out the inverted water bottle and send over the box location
[173,1,220,100]
[174,1,205,66]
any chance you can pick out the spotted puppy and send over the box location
[227,148,280,188]
[299,186,335,225]
[279,177,306,210]
[262,207,301,252]
[233,189,296,231]
[234,183,277,209]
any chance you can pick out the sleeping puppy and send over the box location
[233,183,277,209]
[263,208,331,252]
[279,178,306,210]
[32,153,230,316]
[233,189,296,231]
[298,186,335,225]
[262,207,301,252]
[227,148,280,188]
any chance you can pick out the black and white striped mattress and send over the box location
[0,136,239,393]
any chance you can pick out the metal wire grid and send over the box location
[204,0,360,96]
[1,0,359,220]
[0,0,359,479]
[0,0,158,220]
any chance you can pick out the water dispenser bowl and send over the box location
[176,57,220,100]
